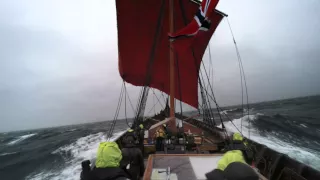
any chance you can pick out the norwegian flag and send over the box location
[169,0,219,38]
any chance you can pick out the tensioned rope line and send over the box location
[124,82,132,128]
[199,71,230,144]
[226,17,250,138]
[204,47,227,129]
[125,87,136,114]
[203,46,214,94]
[203,89,243,135]
[200,61,224,128]
[134,87,145,117]
[152,89,164,109]
[200,70,216,127]
[107,82,125,140]
[146,98,160,117]
[146,89,162,116]
[198,73,215,127]
[208,45,214,93]
[205,91,252,150]
[160,91,168,106]
[174,52,184,115]
[153,89,156,115]
[226,18,244,134]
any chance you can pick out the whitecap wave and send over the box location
[7,133,37,145]
[300,124,307,128]
[66,129,77,132]
[0,152,18,156]
[219,108,241,115]
[224,114,320,170]
[26,130,127,180]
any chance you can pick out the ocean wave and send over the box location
[224,114,320,170]
[26,130,127,180]
[300,123,308,128]
[7,133,37,145]
[0,152,18,156]
[66,129,77,132]
[219,108,243,115]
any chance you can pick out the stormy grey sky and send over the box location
[1,0,320,132]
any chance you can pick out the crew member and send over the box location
[205,133,257,180]
[80,142,131,180]
[217,132,254,171]
[138,124,145,154]
[120,135,145,180]
[154,127,165,151]
[227,132,248,151]
[123,129,137,146]
[206,162,259,180]
[162,124,171,139]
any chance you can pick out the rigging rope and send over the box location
[146,98,160,116]
[153,89,156,115]
[107,82,125,140]
[198,74,215,127]
[173,48,184,115]
[125,87,136,114]
[124,82,132,128]
[200,61,224,128]
[152,89,164,109]
[145,89,163,116]
[226,17,250,138]
[204,90,245,139]
[160,92,167,104]
[208,45,214,93]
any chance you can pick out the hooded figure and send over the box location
[226,132,246,151]
[137,124,145,154]
[120,134,145,180]
[214,133,253,172]
[80,142,131,180]
[154,127,165,151]
[206,162,259,180]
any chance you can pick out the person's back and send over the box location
[226,132,253,165]
[217,150,246,171]
[205,132,257,180]
[80,142,131,180]
[121,138,145,180]
[206,162,259,180]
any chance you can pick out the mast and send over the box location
[169,0,176,129]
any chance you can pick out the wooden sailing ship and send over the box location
[108,0,320,179]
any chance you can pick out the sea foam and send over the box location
[26,130,126,180]
[7,133,37,145]
[223,114,320,170]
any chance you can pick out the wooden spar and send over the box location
[169,0,176,129]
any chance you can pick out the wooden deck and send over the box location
[143,154,224,180]
[143,154,268,180]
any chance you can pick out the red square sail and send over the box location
[116,0,223,108]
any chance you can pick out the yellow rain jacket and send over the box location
[95,142,122,168]
[233,132,249,146]
[233,132,243,141]
[217,150,246,171]
[155,128,165,138]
